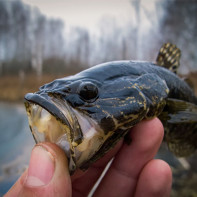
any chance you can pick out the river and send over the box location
[0,102,35,196]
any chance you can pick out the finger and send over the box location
[4,169,28,197]
[72,140,123,197]
[94,118,164,197]
[135,159,172,197]
[5,142,71,197]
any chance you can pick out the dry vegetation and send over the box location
[1,72,197,103]
[186,72,197,95]
[0,74,66,102]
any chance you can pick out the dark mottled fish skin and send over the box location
[41,61,197,104]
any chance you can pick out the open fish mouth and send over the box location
[24,93,110,173]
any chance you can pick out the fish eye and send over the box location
[79,82,98,102]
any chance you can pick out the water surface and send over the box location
[0,102,35,195]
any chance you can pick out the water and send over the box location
[0,102,35,196]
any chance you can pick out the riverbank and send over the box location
[0,74,65,102]
[1,72,197,102]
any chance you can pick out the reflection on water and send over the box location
[0,102,35,195]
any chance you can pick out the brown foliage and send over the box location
[0,74,66,102]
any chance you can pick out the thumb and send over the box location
[5,142,72,197]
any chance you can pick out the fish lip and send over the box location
[24,92,81,173]
[24,92,70,125]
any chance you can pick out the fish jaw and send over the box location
[24,93,78,172]
[24,93,113,174]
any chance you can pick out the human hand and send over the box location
[5,118,172,197]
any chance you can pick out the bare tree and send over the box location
[159,0,197,73]
[0,0,66,75]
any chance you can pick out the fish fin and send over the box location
[165,137,197,157]
[159,98,197,157]
[156,43,181,74]
[159,98,197,124]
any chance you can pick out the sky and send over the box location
[22,0,134,33]
[21,0,159,61]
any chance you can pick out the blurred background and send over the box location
[0,0,197,196]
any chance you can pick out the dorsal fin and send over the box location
[156,43,181,74]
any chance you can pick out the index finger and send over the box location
[94,118,164,197]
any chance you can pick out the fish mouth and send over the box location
[24,92,82,172]
[24,93,111,173]
[25,93,72,127]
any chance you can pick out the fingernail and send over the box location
[25,145,55,187]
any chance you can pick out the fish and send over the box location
[24,43,197,174]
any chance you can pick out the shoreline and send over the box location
[1,72,197,102]
[0,74,66,102]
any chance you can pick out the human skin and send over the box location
[5,118,172,197]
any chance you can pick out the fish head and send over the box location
[24,63,149,173]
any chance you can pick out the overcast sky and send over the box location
[22,0,135,32]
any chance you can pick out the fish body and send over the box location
[24,44,197,173]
